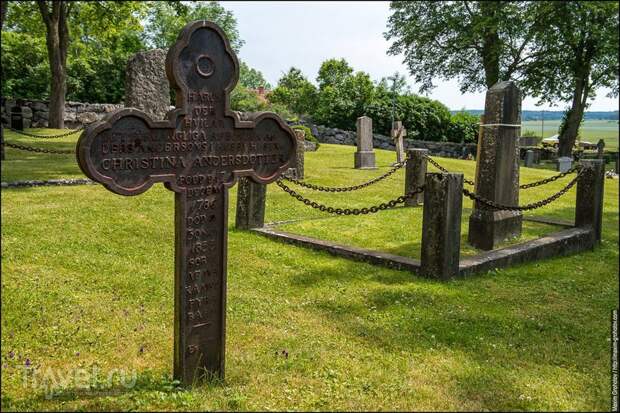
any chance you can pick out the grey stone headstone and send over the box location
[468,81,523,250]
[125,49,170,120]
[524,150,535,167]
[557,156,572,173]
[354,116,376,169]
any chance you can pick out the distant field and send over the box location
[521,119,619,150]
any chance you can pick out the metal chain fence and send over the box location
[425,155,477,186]
[282,160,407,192]
[276,179,424,215]
[4,141,75,155]
[2,123,87,139]
[425,154,582,190]
[462,167,583,211]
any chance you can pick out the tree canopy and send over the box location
[385,0,619,155]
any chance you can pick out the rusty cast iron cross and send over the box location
[77,21,296,385]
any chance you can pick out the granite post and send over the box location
[468,81,523,250]
[404,148,427,206]
[524,150,534,167]
[557,156,573,173]
[391,120,406,164]
[235,177,267,230]
[421,173,463,279]
[575,159,605,243]
[125,49,170,120]
[354,116,376,169]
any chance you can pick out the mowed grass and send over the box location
[521,119,619,150]
[1,136,618,411]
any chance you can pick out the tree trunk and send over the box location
[38,1,69,129]
[1,2,7,30]
[479,1,502,88]
[558,72,589,157]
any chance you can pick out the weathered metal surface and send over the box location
[76,20,296,385]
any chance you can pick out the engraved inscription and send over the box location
[76,20,296,385]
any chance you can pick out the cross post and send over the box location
[77,21,297,385]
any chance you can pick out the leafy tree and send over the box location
[239,61,271,89]
[1,31,50,99]
[2,1,147,126]
[144,1,244,52]
[449,110,479,143]
[313,59,375,130]
[522,2,619,156]
[36,0,71,128]
[230,85,268,113]
[268,67,318,116]
[385,1,539,93]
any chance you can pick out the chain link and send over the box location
[519,164,582,189]
[4,141,75,154]
[462,167,583,211]
[276,179,424,215]
[425,154,581,190]
[425,155,476,186]
[282,160,406,192]
[2,124,86,139]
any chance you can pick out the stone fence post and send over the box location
[575,159,605,243]
[235,178,267,230]
[404,148,427,206]
[420,173,464,279]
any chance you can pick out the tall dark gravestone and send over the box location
[468,81,522,250]
[76,21,296,385]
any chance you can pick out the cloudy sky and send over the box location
[222,1,618,111]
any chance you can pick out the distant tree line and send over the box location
[268,60,480,143]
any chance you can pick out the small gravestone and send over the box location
[354,116,376,169]
[125,48,170,120]
[391,120,406,163]
[10,100,31,130]
[557,156,572,172]
[524,150,535,167]
[468,81,522,250]
[77,21,296,385]
[596,139,605,159]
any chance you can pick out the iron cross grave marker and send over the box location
[77,21,297,385]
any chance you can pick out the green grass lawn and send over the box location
[521,119,619,150]
[1,135,618,411]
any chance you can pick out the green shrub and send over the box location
[449,110,479,143]
[292,124,320,149]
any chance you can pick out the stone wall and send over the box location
[290,121,477,159]
[1,98,124,128]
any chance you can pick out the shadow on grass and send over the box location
[23,369,225,407]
